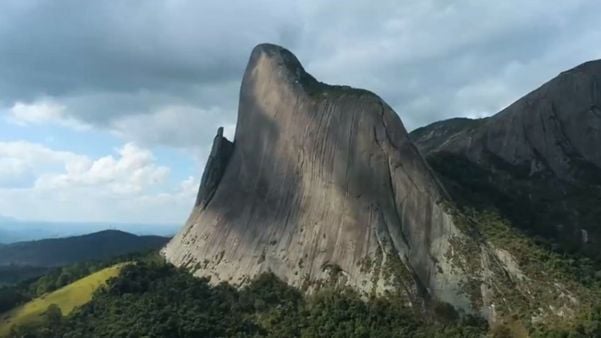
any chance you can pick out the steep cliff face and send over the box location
[411,60,601,257]
[194,127,234,209]
[163,44,582,322]
[415,60,601,182]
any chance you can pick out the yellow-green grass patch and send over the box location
[0,263,126,336]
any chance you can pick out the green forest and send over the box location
[4,259,485,337]
[2,254,599,338]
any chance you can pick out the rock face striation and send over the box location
[411,60,601,255]
[413,60,601,182]
[164,44,571,321]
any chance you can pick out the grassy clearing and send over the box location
[0,263,126,336]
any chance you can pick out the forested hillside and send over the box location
[0,230,168,267]
[3,257,600,337]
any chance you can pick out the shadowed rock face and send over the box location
[411,60,601,255]
[413,60,601,182]
[484,61,601,181]
[163,44,564,320]
[194,127,234,209]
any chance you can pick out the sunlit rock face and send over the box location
[163,44,552,320]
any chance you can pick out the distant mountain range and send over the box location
[0,217,178,244]
[0,230,169,267]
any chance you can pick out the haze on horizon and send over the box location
[0,0,600,225]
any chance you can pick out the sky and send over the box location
[0,0,600,225]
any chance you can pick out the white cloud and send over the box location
[5,99,87,130]
[297,1,601,129]
[222,123,236,141]
[110,105,232,149]
[8,100,64,124]
[0,141,83,185]
[0,141,194,223]
[33,143,170,195]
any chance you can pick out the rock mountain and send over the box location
[164,44,593,324]
[411,60,601,258]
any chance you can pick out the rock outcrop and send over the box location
[411,60,601,255]
[413,60,601,182]
[163,44,574,321]
[194,127,234,209]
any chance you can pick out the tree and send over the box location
[46,304,62,327]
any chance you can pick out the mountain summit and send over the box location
[163,44,585,323]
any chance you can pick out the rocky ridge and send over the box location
[411,60,601,255]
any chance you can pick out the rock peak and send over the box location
[250,43,305,72]
[244,43,318,91]
[164,44,530,322]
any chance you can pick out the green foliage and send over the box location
[431,300,459,323]
[426,151,601,261]
[0,286,28,313]
[459,208,600,288]
[45,304,62,325]
[60,261,261,337]
[299,288,419,338]
[6,260,488,337]
[29,262,106,297]
[0,266,50,287]
[0,264,125,336]
[0,250,162,318]
[423,151,601,336]
[450,207,601,332]
[529,305,601,337]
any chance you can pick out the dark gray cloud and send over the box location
[1,0,600,147]
[0,1,298,99]
[297,1,601,129]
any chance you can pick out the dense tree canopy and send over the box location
[4,253,600,337]
[7,260,489,337]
